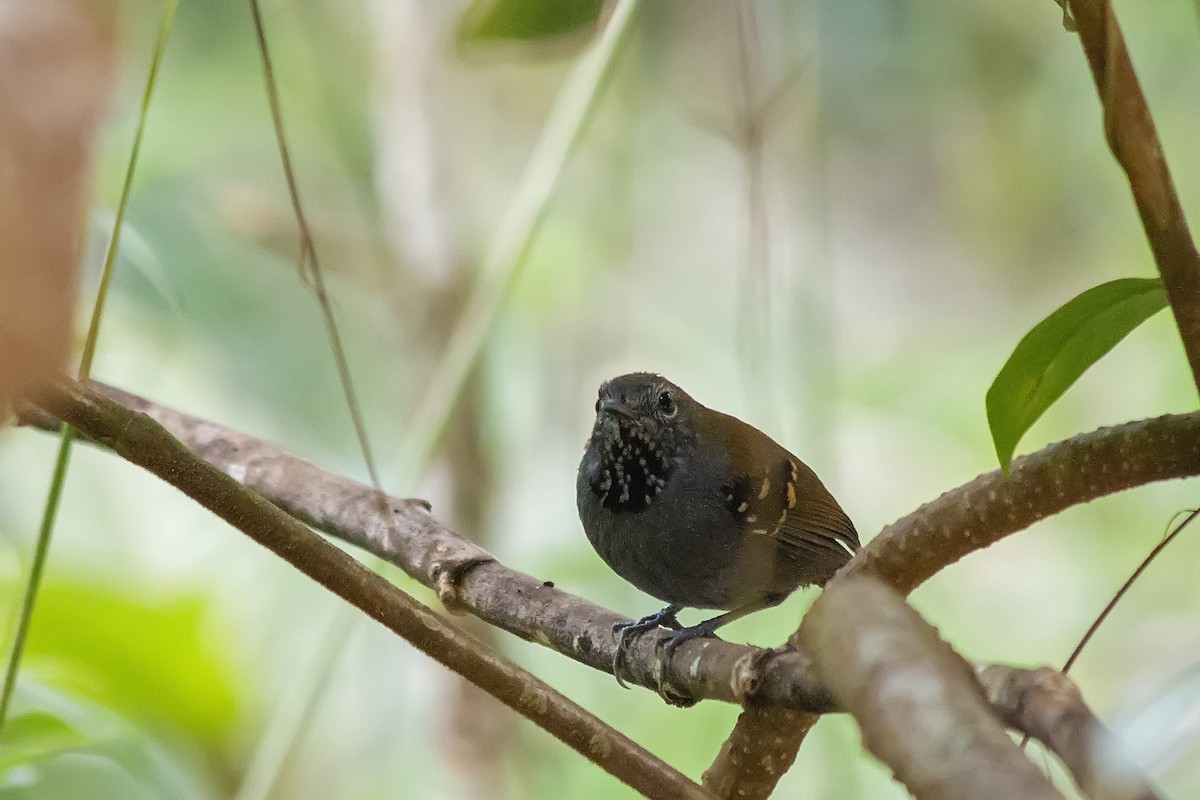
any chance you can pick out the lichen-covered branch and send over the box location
[801,577,1066,800]
[701,706,816,799]
[28,378,712,800]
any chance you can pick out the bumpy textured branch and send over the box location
[1066,0,1200,392]
[977,664,1161,800]
[705,410,1200,795]
[843,412,1200,594]
[801,577,1066,800]
[701,707,816,800]
[29,379,712,800]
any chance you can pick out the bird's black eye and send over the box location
[657,390,676,418]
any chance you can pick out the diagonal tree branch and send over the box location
[28,378,713,800]
[1067,0,1200,393]
[801,577,1068,800]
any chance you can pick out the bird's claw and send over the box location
[610,607,682,688]
[656,622,720,663]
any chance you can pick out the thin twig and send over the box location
[1065,508,1200,675]
[1019,507,1200,751]
[247,0,383,494]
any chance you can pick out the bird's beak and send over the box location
[599,397,637,420]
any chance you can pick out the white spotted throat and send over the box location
[576,372,860,685]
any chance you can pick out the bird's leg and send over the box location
[657,593,788,662]
[611,604,683,688]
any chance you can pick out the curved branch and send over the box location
[710,412,1200,795]
[844,412,1200,593]
[977,664,1161,800]
[29,378,712,800]
[800,577,1066,800]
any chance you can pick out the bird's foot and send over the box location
[611,605,682,688]
[656,618,723,664]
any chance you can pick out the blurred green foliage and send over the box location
[2,0,1199,798]
[17,577,239,743]
[459,0,604,44]
[0,681,212,799]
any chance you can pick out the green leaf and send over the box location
[0,711,88,773]
[459,0,604,43]
[7,576,240,743]
[0,682,209,800]
[986,277,1168,472]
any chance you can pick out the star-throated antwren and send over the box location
[577,372,859,685]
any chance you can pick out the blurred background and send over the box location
[2,0,1200,797]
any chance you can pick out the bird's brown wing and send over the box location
[720,456,859,573]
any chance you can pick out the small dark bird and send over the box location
[577,372,859,684]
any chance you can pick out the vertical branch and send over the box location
[1066,0,1200,395]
